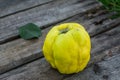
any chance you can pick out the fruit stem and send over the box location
[60,28,69,34]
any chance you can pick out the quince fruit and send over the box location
[43,23,91,74]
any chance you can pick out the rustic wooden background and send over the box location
[0,0,120,80]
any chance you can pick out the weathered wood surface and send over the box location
[0,58,64,80]
[0,0,53,17]
[0,0,101,44]
[0,24,119,80]
[0,5,120,74]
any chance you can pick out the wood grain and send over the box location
[0,58,64,80]
[0,0,53,17]
[0,0,101,44]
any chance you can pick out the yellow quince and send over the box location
[43,23,91,74]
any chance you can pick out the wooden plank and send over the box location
[94,52,120,80]
[90,26,120,63]
[0,58,64,80]
[0,8,120,74]
[0,0,101,44]
[0,26,120,80]
[0,0,53,17]
[63,46,120,80]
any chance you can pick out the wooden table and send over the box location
[0,0,120,80]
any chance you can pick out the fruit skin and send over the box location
[43,23,91,74]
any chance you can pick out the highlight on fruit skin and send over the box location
[43,23,91,74]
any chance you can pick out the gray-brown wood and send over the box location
[0,23,119,80]
[0,7,120,74]
[95,51,120,80]
[0,0,101,44]
[0,0,53,17]
[0,58,64,80]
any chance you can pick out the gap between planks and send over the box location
[0,0,54,18]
